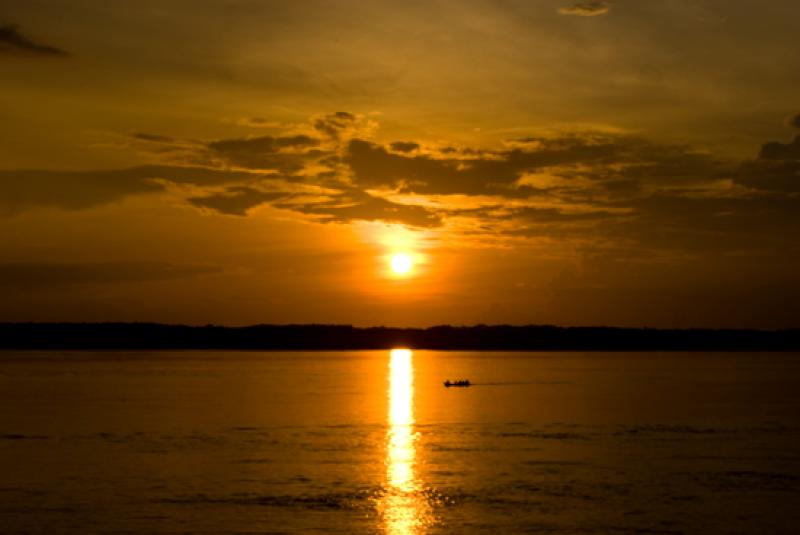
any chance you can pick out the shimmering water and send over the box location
[1,350,800,534]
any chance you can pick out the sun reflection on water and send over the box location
[381,348,433,534]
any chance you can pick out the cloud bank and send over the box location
[0,24,68,56]
[558,2,611,17]
[2,111,799,260]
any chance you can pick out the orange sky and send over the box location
[1,0,800,327]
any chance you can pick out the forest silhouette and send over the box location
[1,323,799,351]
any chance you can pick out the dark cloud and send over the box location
[474,191,800,256]
[789,113,800,130]
[188,187,288,216]
[132,132,176,143]
[451,204,623,240]
[737,159,800,193]
[206,135,321,170]
[558,2,611,17]
[346,138,554,195]
[0,261,219,289]
[0,24,68,57]
[185,179,441,227]
[390,141,420,153]
[468,184,800,255]
[313,112,357,139]
[345,136,721,197]
[277,189,442,228]
[0,156,441,228]
[514,206,619,224]
[602,194,800,254]
[6,113,800,252]
[757,135,800,160]
[0,165,268,215]
[736,132,800,193]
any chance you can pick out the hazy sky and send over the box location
[1,0,799,327]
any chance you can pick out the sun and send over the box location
[390,253,413,275]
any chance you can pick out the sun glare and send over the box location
[390,253,413,275]
[382,348,432,533]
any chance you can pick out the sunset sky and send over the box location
[1,0,799,327]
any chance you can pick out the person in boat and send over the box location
[444,379,471,387]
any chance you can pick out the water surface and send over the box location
[1,350,799,533]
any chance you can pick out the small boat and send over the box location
[443,379,471,387]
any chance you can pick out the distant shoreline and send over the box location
[1,323,799,351]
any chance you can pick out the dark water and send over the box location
[1,350,800,534]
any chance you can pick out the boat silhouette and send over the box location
[444,379,471,387]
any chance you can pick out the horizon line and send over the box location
[1,322,799,332]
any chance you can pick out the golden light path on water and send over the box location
[381,348,433,534]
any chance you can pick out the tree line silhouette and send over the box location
[1,323,799,351]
